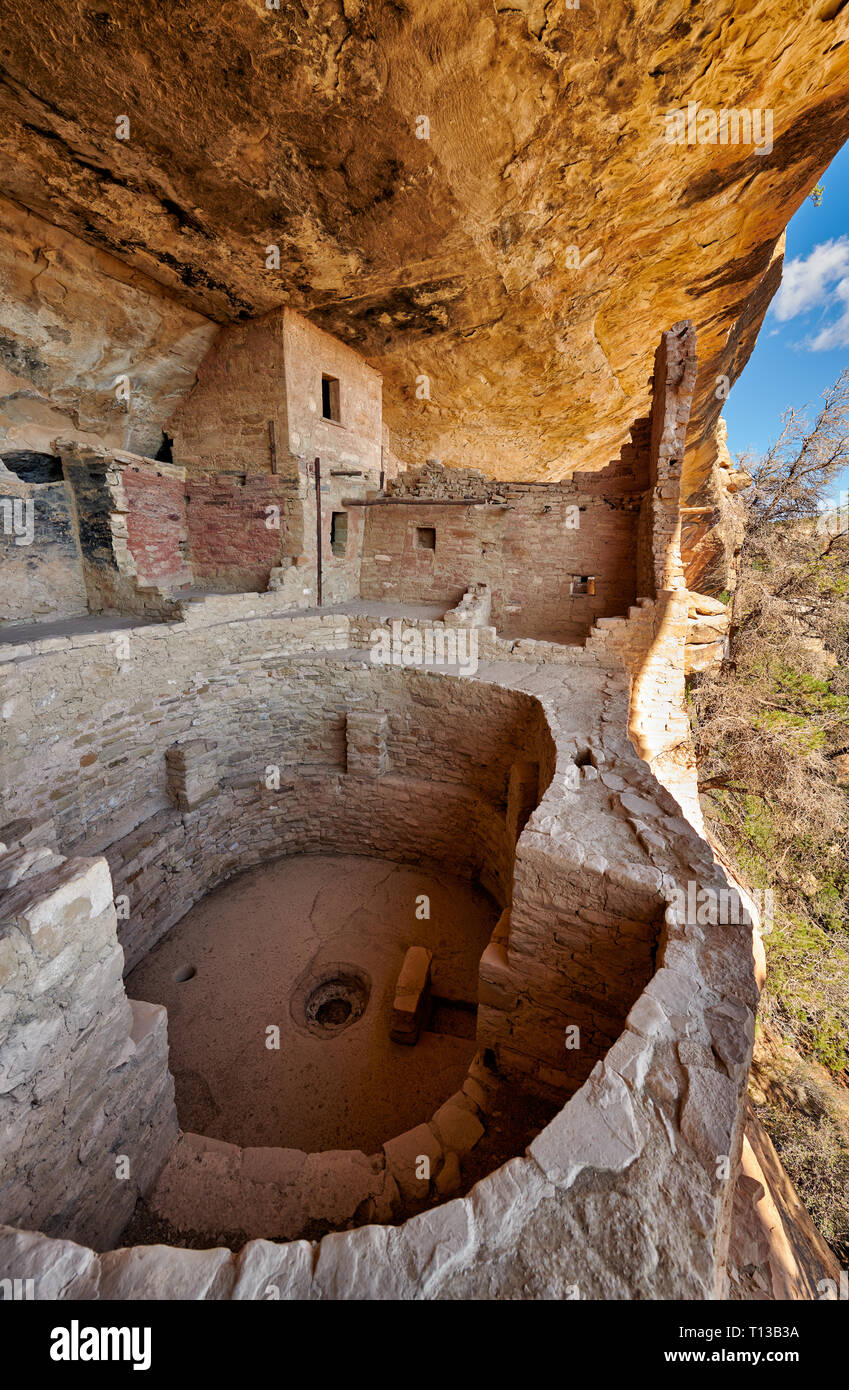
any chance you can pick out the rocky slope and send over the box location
[692,520,849,1267]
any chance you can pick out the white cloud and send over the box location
[808,275,849,351]
[773,236,849,322]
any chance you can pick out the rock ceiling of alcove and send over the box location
[0,0,848,492]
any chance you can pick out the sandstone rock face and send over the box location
[0,200,216,459]
[0,1,846,579]
[727,1105,842,1301]
[683,415,750,592]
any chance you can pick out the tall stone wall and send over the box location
[158,307,383,601]
[282,309,383,477]
[167,314,289,476]
[637,321,698,598]
[167,307,383,481]
[295,463,371,608]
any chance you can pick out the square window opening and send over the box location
[571,574,595,596]
[416,526,436,551]
[331,511,348,557]
[321,374,341,423]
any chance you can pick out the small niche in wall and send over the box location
[570,575,595,596]
[321,375,341,423]
[415,526,436,551]
[331,511,348,557]
[1,451,63,484]
[154,433,174,463]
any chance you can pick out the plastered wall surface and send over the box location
[0,468,88,624]
[282,309,383,476]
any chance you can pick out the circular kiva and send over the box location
[0,610,759,1298]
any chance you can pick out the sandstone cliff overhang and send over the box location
[0,0,846,514]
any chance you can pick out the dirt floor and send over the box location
[126,853,499,1154]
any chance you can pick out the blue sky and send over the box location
[723,139,849,497]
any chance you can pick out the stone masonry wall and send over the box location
[314,468,372,605]
[121,462,190,589]
[51,447,316,603]
[62,449,185,617]
[0,606,673,1106]
[167,307,383,482]
[166,313,289,477]
[186,474,303,593]
[0,841,177,1251]
[586,593,692,773]
[283,308,383,477]
[160,305,382,599]
[637,320,698,598]
[0,621,549,911]
[108,775,514,973]
[485,832,662,1096]
[360,457,644,643]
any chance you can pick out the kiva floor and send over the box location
[126,853,499,1154]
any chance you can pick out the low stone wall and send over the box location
[132,1049,498,1244]
[344,605,604,669]
[0,842,177,1251]
[62,448,185,617]
[586,593,691,767]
